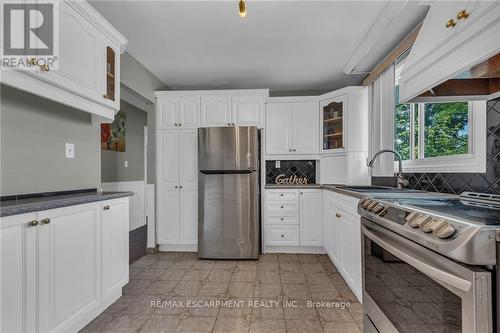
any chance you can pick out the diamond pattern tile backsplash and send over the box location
[266,160,316,184]
[372,98,500,195]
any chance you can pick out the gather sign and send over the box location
[275,174,309,185]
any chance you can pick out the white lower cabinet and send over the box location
[265,189,322,249]
[0,198,129,333]
[323,190,362,302]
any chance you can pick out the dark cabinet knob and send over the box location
[41,218,51,224]
[103,205,110,210]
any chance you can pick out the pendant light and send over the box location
[239,0,246,18]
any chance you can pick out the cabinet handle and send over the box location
[281,234,285,238]
[293,149,296,152]
[280,194,284,196]
[174,123,178,127]
[28,220,39,227]
[457,10,469,20]
[232,123,235,126]
[179,123,182,127]
[280,218,284,221]
[281,206,284,208]
[300,192,303,195]
[227,123,231,126]
[335,213,341,218]
[446,19,456,28]
[179,185,183,189]
[103,205,110,210]
[41,218,51,224]
[175,185,178,189]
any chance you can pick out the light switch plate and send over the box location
[65,143,75,158]
[275,161,280,168]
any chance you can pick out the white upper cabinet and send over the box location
[399,0,500,102]
[201,95,232,127]
[1,1,128,121]
[232,96,264,127]
[265,99,319,155]
[157,98,179,129]
[157,96,201,129]
[179,96,201,129]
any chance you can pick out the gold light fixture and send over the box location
[239,0,246,18]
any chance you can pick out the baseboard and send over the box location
[264,246,326,254]
[159,244,197,252]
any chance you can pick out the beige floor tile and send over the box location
[280,271,306,284]
[297,254,319,263]
[192,261,216,270]
[347,302,362,318]
[228,282,255,298]
[154,296,191,316]
[258,254,279,263]
[182,269,211,281]
[284,304,319,320]
[156,252,184,260]
[308,284,340,301]
[160,269,188,281]
[257,263,277,271]
[304,272,331,284]
[251,298,284,319]
[130,256,157,269]
[149,260,176,270]
[143,280,178,295]
[278,254,298,263]
[187,296,222,317]
[129,268,144,280]
[231,270,257,282]
[279,263,301,272]
[135,270,165,280]
[301,263,325,272]
[101,314,150,333]
[282,284,311,299]
[124,294,163,314]
[237,261,258,271]
[139,314,181,333]
[218,298,252,319]
[336,285,358,302]
[256,270,280,284]
[79,313,114,333]
[197,281,229,297]
[175,316,216,333]
[317,307,355,322]
[105,295,139,314]
[322,321,361,333]
[213,316,250,333]
[285,319,323,333]
[181,252,199,260]
[249,318,286,333]
[123,279,152,295]
[173,281,202,296]
[170,260,196,270]
[207,269,233,282]
[254,283,281,298]
[213,261,237,270]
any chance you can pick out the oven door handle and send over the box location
[362,225,472,292]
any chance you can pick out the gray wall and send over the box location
[101,100,147,182]
[0,85,101,196]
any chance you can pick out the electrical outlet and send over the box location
[275,161,280,168]
[65,143,75,158]
[124,161,128,168]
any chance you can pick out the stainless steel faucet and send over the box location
[367,149,409,189]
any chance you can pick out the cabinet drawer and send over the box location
[266,202,299,213]
[266,189,299,201]
[266,226,299,246]
[266,214,299,225]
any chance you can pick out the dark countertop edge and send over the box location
[265,184,323,189]
[0,191,134,218]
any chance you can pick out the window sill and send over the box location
[397,154,486,173]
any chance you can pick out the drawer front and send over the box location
[266,189,299,201]
[266,226,299,246]
[266,214,299,225]
[266,202,299,213]
[327,190,360,216]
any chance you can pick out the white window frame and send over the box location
[396,100,486,173]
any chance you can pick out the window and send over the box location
[393,53,486,173]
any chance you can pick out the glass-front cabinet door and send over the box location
[321,95,346,153]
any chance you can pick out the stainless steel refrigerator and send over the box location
[198,126,260,259]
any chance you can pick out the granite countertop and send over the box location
[265,184,323,189]
[0,191,134,217]
[321,185,366,198]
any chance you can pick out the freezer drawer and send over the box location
[198,127,258,171]
[198,172,259,259]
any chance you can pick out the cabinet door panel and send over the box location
[157,190,180,244]
[265,103,292,154]
[232,96,263,127]
[37,2,101,102]
[299,190,323,246]
[38,204,101,333]
[0,213,38,333]
[102,199,129,299]
[157,131,179,190]
[321,155,346,185]
[179,130,198,191]
[292,102,319,154]
[179,96,200,129]
[157,98,179,129]
[180,189,198,245]
[330,204,342,266]
[201,95,232,126]
[342,212,362,297]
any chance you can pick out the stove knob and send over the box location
[405,211,420,224]
[372,203,384,213]
[362,199,373,209]
[409,215,431,228]
[433,220,456,239]
[367,201,379,211]
[420,217,437,233]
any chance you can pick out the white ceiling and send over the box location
[90,1,428,94]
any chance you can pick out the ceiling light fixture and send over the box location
[239,0,246,18]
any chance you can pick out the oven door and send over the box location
[361,217,492,333]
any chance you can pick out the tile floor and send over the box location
[80,252,363,333]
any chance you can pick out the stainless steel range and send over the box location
[358,192,500,333]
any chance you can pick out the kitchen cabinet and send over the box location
[340,211,362,296]
[156,96,201,130]
[232,95,264,127]
[265,99,319,155]
[321,95,346,153]
[101,198,129,300]
[2,1,127,121]
[201,95,232,127]
[156,129,198,248]
[399,1,500,102]
[265,188,322,250]
[0,198,129,333]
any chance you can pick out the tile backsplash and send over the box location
[373,98,500,195]
[266,160,316,184]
